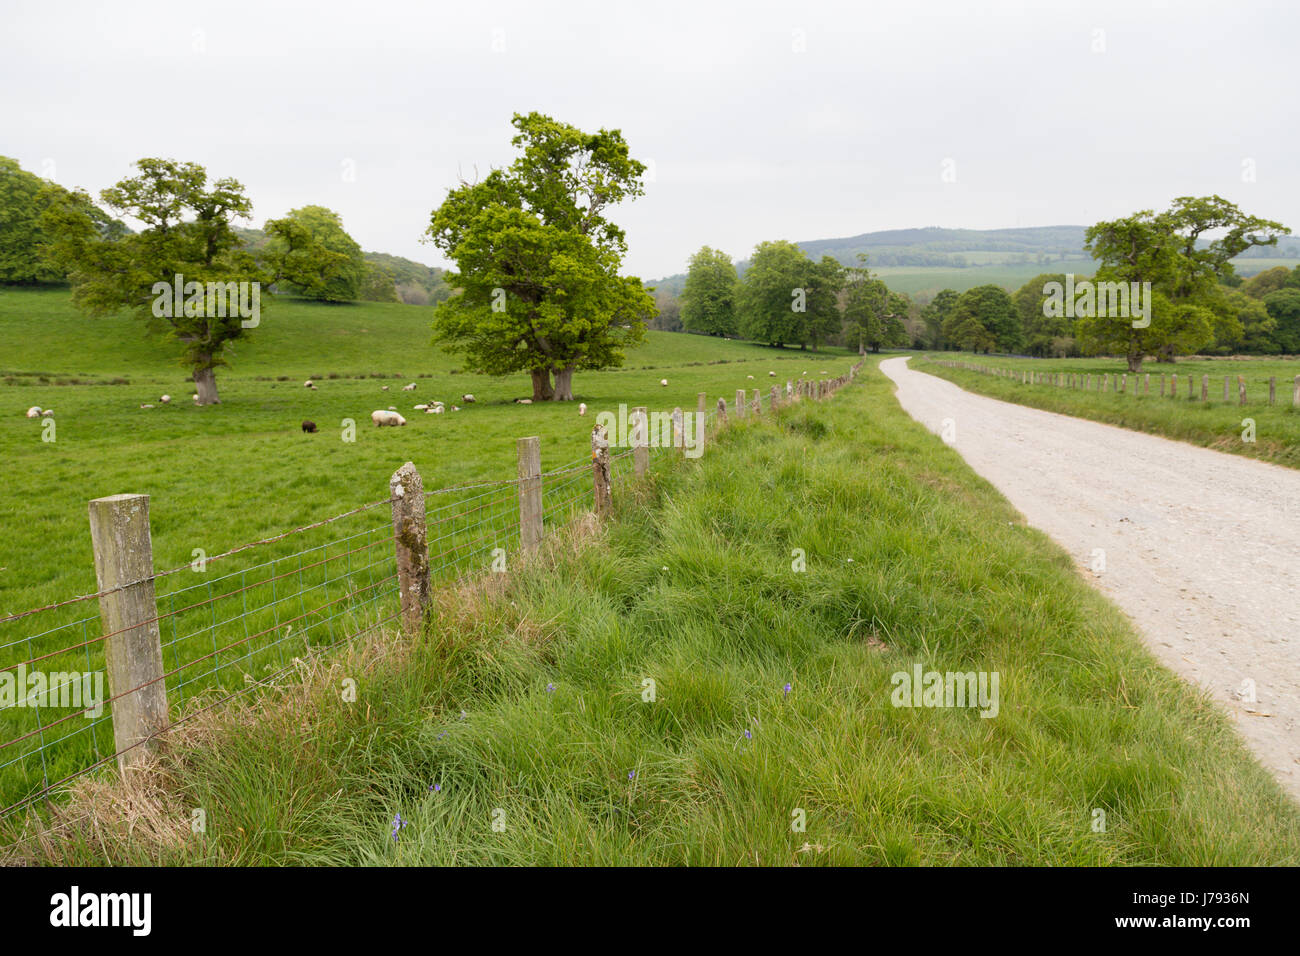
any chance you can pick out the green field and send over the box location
[0,286,858,815]
[11,358,1297,865]
[916,352,1300,469]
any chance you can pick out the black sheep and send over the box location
[302,420,317,433]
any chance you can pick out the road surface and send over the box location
[881,356,1300,802]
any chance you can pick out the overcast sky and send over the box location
[3,0,1295,279]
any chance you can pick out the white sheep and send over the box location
[578,402,587,416]
[516,398,533,405]
[192,393,200,402]
[140,403,154,409]
[451,405,461,412]
[387,405,397,411]
[660,379,668,387]
[403,383,417,391]
[160,394,171,404]
[371,409,407,427]
[428,405,444,414]
[41,409,52,417]
[304,380,313,388]
[413,404,429,411]
[768,371,776,377]
[25,406,40,419]
[461,394,476,403]
[381,385,390,391]
[747,374,754,380]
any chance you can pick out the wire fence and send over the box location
[0,373,860,823]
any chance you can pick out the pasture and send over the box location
[0,286,858,814]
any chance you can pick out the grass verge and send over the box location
[8,360,1298,865]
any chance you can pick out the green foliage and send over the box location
[737,240,810,347]
[920,288,959,350]
[262,205,367,302]
[1263,288,1300,353]
[39,158,261,402]
[680,245,738,336]
[843,256,909,353]
[426,113,654,401]
[1012,273,1073,356]
[1080,196,1288,369]
[802,255,845,350]
[944,284,1018,353]
[0,156,125,284]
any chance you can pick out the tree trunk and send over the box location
[1126,352,1143,373]
[1155,343,1175,363]
[552,364,576,401]
[530,368,554,401]
[193,363,220,405]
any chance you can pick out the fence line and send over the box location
[0,363,862,821]
[925,358,1300,409]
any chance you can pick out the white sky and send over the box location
[2,0,1295,279]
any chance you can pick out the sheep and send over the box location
[192,393,199,402]
[139,403,154,409]
[427,405,444,414]
[768,371,776,377]
[381,385,390,391]
[387,405,397,411]
[747,374,754,380]
[461,394,476,403]
[515,398,533,405]
[660,379,668,386]
[160,394,171,404]
[413,404,429,411]
[25,406,40,419]
[370,410,407,427]
[402,383,417,391]
[451,405,461,412]
[302,420,317,433]
[42,409,52,417]
[303,380,313,388]
[578,402,587,416]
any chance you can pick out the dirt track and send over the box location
[881,357,1300,802]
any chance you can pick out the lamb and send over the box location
[140,404,154,409]
[402,383,417,391]
[42,409,52,417]
[371,410,407,427]
[578,402,587,416]
[413,404,429,411]
[160,394,171,404]
[515,398,533,405]
[381,385,390,391]
[747,374,754,379]
[660,379,668,386]
[451,405,461,412]
[304,380,313,388]
[426,405,444,414]
[461,394,476,403]
[387,405,397,411]
[769,371,776,377]
[302,420,317,433]
[25,406,40,419]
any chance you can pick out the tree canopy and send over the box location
[425,112,654,401]
[262,205,367,302]
[680,246,738,337]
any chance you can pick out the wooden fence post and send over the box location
[770,385,779,411]
[591,425,611,517]
[1224,376,1230,401]
[1171,372,1177,398]
[1201,374,1208,402]
[631,406,649,477]
[517,436,542,551]
[751,388,761,416]
[736,388,747,419]
[389,462,432,636]
[1269,377,1276,406]
[1187,375,1193,400]
[1120,373,1127,394]
[716,397,728,427]
[1144,373,1149,395]
[1294,375,1300,407]
[88,493,169,772]
[1238,376,1247,406]
[672,406,684,455]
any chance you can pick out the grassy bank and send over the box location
[10,359,1298,865]
[916,353,1300,469]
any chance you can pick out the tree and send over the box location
[1241,265,1292,299]
[949,285,1019,353]
[262,205,366,302]
[360,261,402,303]
[1080,196,1287,370]
[0,156,125,284]
[801,255,844,350]
[920,289,959,350]
[737,240,807,347]
[1012,273,1071,356]
[680,246,738,336]
[40,158,260,404]
[425,112,653,401]
[843,257,908,353]
[1263,288,1300,353]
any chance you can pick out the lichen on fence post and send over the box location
[591,424,612,518]
[88,493,169,772]
[631,406,649,478]
[390,462,432,637]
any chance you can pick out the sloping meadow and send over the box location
[14,360,1299,865]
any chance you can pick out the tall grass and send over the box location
[12,361,1298,865]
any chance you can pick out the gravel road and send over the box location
[881,357,1300,802]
